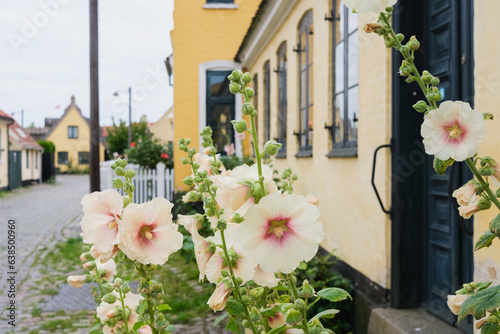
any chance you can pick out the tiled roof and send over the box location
[9,120,42,150]
[0,109,14,121]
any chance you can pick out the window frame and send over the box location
[296,10,314,157]
[78,151,90,165]
[276,42,288,158]
[328,2,359,158]
[68,126,78,139]
[263,60,271,143]
[58,151,68,165]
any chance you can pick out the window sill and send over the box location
[295,149,312,158]
[327,147,358,158]
[203,4,239,9]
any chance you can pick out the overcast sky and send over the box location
[0,0,174,128]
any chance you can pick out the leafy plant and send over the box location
[106,120,148,155]
[37,140,55,153]
[125,134,173,169]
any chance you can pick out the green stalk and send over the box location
[118,289,130,334]
[466,158,500,210]
[249,114,267,197]
[287,274,310,334]
[137,266,158,334]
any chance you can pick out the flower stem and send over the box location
[466,158,500,210]
[118,288,130,334]
[287,274,310,334]
[249,114,267,198]
[137,266,158,334]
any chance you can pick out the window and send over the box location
[68,126,78,139]
[26,150,29,168]
[297,11,314,155]
[35,151,38,169]
[206,71,235,154]
[78,151,89,164]
[263,61,271,143]
[58,152,68,165]
[329,2,359,156]
[276,42,287,158]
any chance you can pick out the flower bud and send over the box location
[245,87,255,99]
[285,309,302,325]
[126,168,136,178]
[102,282,115,294]
[119,159,128,167]
[479,166,495,176]
[121,282,131,294]
[242,102,255,115]
[298,280,316,298]
[232,120,248,133]
[477,197,492,211]
[112,178,123,189]
[230,213,245,223]
[229,83,241,94]
[294,298,307,310]
[396,33,405,42]
[250,287,264,299]
[250,307,262,322]
[308,318,325,334]
[180,157,189,165]
[83,261,96,270]
[263,141,282,156]
[384,35,395,48]
[102,293,117,304]
[123,182,135,193]
[111,162,117,170]
[205,208,215,217]
[122,195,130,207]
[412,100,428,113]
[422,71,432,84]
[80,252,92,261]
[183,176,194,186]
[242,72,252,84]
[230,70,242,82]
[431,77,440,86]
[187,191,200,202]
[407,36,420,50]
[67,275,87,288]
[115,167,125,176]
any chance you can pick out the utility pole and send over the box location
[89,0,100,192]
[128,87,132,147]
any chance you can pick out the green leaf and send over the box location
[312,309,340,320]
[89,322,102,334]
[433,157,454,175]
[317,288,352,302]
[132,321,146,332]
[297,262,307,270]
[157,304,172,312]
[214,312,229,327]
[136,301,147,315]
[482,322,500,334]
[475,231,496,251]
[225,317,238,332]
[458,285,500,322]
[260,307,277,317]
[476,282,493,292]
[490,214,500,237]
[225,299,244,316]
[267,324,287,334]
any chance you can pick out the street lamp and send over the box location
[164,55,173,86]
[113,87,132,147]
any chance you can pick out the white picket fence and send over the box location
[100,161,175,203]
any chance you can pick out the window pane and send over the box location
[348,7,358,33]
[264,61,271,142]
[207,71,232,99]
[347,86,359,142]
[308,24,314,66]
[278,52,287,148]
[58,152,68,165]
[348,31,359,87]
[308,64,314,107]
[335,42,344,93]
[334,94,344,143]
[79,152,89,164]
[336,4,344,42]
[208,104,233,154]
[307,105,313,147]
[300,108,307,148]
[300,70,307,108]
[300,32,306,69]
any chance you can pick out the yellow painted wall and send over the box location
[171,0,260,188]
[47,106,104,172]
[150,106,174,144]
[245,0,393,288]
[472,0,500,287]
[0,121,9,189]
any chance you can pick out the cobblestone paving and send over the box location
[0,176,232,334]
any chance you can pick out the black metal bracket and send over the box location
[324,122,333,130]
[372,143,393,215]
[324,11,340,21]
[273,67,280,73]
[293,45,304,53]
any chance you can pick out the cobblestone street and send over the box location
[0,176,231,334]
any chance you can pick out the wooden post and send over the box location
[89,0,100,192]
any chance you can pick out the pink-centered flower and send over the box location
[80,189,123,255]
[96,291,142,333]
[421,101,486,162]
[238,193,325,274]
[207,281,231,312]
[447,294,469,315]
[119,198,183,265]
[93,258,117,281]
[452,182,477,206]
[342,0,398,14]
[205,224,255,284]
[458,202,481,219]
[178,215,214,281]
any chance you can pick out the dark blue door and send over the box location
[8,151,22,189]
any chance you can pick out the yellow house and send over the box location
[170,0,260,187]
[9,120,43,185]
[45,96,105,173]
[150,106,174,144]
[0,109,14,190]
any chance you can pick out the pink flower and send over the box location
[207,282,231,312]
[458,202,481,219]
[447,294,469,315]
[452,182,477,206]
[238,193,325,274]
[421,101,486,162]
[130,141,136,147]
[80,190,123,255]
[138,325,153,334]
[235,132,245,140]
[268,312,285,328]
[93,258,117,281]
[113,152,119,158]
[161,153,169,159]
[178,215,214,281]
[253,265,279,288]
[67,275,87,288]
[491,159,500,187]
[119,198,183,265]
[205,224,255,284]
[96,291,142,332]
[224,143,235,156]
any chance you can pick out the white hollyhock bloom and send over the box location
[207,281,231,312]
[119,198,183,265]
[342,0,397,14]
[178,215,214,281]
[238,193,325,274]
[205,224,255,284]
[421,101,486,162]
[452,182,477,206]
[447,294,469,315]
[67,275,87,288]
[80,189,123,255]
[96,291,142,333]
[93,258,117,281]
[253,265,279,288]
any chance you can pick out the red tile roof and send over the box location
[0,109,14,121]
[9,120,42,150]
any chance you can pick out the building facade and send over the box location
[0,110,14,190]
[9,120,43,185]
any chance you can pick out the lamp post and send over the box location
[113,87,132,147]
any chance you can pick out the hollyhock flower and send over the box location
[205,224,255,284]
[447,294,469,315]
[96,291,142,333]
[67,275,87,288]
[138,325,153,334]
[491,159,500,187]
[268,312,285,328]
[119,198,183,265]
[113,152,119,159]
[238,193,325,274]
[224,143,235,156]
[161,152,169,159]
[253,265,279,288]
[207,281,231,312]
[193,152,224,176]
[81,189,123,255]
[452,182,477,206]
[342,0,398,14]
[178,215,214,281]
[235,132,245,140]
[421,101,486,162]
[458,198,490,219]
[93,258,117,281]
[130,141,136,147]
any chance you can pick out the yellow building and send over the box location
[45,96,105,173]
[170,0,260,187]
[150,106,174,144]
[0,110,14,190]
[9,120,43,185]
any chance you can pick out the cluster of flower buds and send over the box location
[280,167,298,194]
[111,158,136,207]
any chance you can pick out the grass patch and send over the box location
[39,319,74,331]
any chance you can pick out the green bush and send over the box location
[219,155,254,170]
[37,140,55,153]
[125,135,173,169]
[106,120,148,155]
